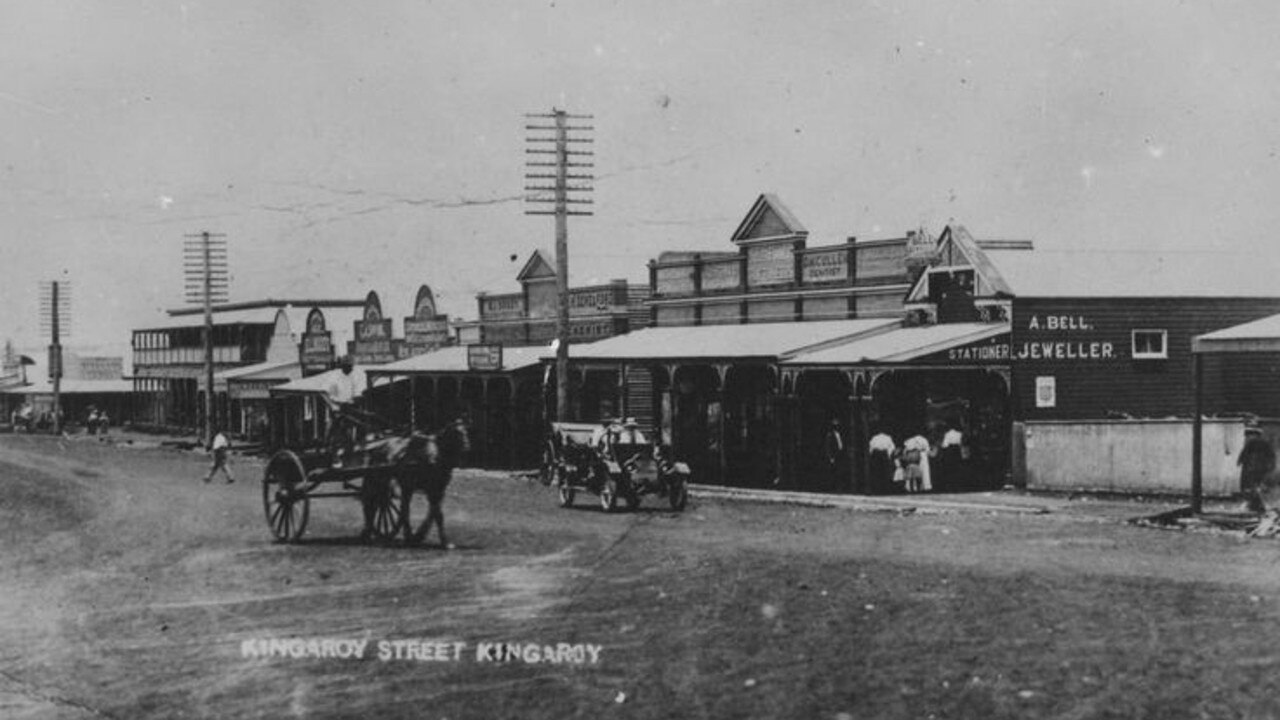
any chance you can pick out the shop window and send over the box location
[1131,329,1167,360]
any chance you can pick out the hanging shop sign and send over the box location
[402,285,450,357]
[467,344,503,372]
[350,291,398,365]
[299,307,334,374]
[229,380,276,401]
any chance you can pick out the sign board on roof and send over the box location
[702,260,741,292]
[801,248,848,284]
[906,230,938,263]
[568,286,618,316]
[746,242,794,288]
[481,294,524,320]
[298,307,334,374]
[350,291,398,365]
[527,318,620,344]
[467,344,503,371]
[402,285,450,357]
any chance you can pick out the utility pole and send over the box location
[525,108,594,421]
[183,231,228,448]
[38,279,71,434]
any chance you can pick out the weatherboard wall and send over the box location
[1011,296,1280,421]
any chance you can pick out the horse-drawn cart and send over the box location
[543,421,690,512]
[262,408,468,544]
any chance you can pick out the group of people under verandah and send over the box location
[9,402,62,433]
[9,402,114,435]
[84,405,110,435]
[842,419,970,495]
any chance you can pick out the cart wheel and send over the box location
[367,475,407,544]
[263,451,311,542]
[558,482,575,508]
[669,476,688,511]
[539,442,557,486]
[600,477,618,513]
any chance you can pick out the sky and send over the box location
[3,0,1280,352]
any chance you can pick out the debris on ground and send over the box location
[1251,511,1280,537]
[1130,506,1280,538]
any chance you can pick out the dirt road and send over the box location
[2,433,1280,719]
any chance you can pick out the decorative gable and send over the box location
[517,250,557,283]
[731,194,809,245]
[905,226,1012,304]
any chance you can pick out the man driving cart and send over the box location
[324,356,364,468]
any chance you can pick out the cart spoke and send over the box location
[277,504,290,538]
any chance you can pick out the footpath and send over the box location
[34,428,1241,526]
[687,483,1231,525]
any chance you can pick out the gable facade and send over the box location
[647,194,917,327]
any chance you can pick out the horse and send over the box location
[360,419,470,547]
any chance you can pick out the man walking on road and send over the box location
[204,429,235,484]
[1238,424,1274,513]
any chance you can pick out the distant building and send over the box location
[454,250,649,347]
[0,344,133,429]
[264,286,455,450]
[130,298,365,435]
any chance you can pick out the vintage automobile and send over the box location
[544,421,690,512]
[607,441,690,511]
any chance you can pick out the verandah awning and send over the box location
[782,322,1011,365]
[0,379,135,395]
[1192,313,1280,354]
[1189,313,1280,512]
[547,318,901,363]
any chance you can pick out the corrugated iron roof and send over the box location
[558,318,900,361]
[988,248,1279,298]
[784,323,1009,364]
[215,360,299,382]
[134,307,284,331]
[1193,313,1280,354]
